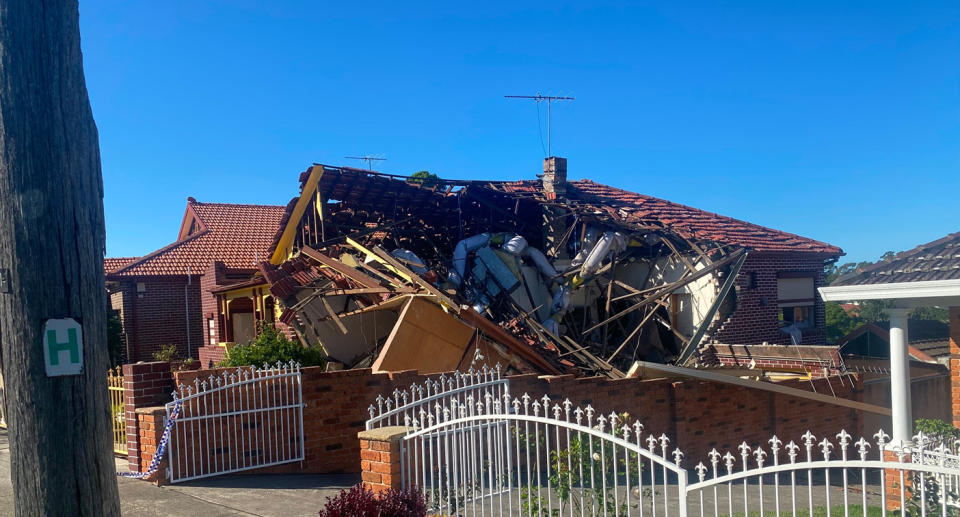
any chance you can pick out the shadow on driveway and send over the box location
[0,429,359,517]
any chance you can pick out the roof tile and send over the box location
[498,179,842,254]
[108,201,286,277]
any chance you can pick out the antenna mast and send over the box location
[505,92,574,156]
[345,155,387,170]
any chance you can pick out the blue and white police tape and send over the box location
[117,396,181,479]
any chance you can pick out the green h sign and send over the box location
[46,328,80,365]
[43,318,83,376]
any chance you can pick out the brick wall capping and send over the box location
[136,406,166,416]
[123,361,173,374]
[358,426,410,442]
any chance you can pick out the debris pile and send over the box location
[256,161,749,378]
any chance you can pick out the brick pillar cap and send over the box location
[358,426,410,442]
[135,406,167,416]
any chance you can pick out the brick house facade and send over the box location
[106,198,284,362]
[707,251,833,348]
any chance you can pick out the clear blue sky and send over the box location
[79,1,959,265]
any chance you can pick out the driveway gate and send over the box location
[165,361,304,483]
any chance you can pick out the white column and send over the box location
[888,307,913,446]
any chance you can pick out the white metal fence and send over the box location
[375,366,960,516]
[165,361,305,483]
[366,364,509,431]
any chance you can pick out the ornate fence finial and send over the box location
[855,437,871,460]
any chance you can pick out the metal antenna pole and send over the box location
[345,155,387,170]
[505,93,574,157]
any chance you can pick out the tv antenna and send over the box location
[505,92,574,157]
[345,155,387,170]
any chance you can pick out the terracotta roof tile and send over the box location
[498,179,842,254]
[108,201,286,277]
[104,257,139,274]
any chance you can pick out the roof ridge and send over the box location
[191,200,287,209]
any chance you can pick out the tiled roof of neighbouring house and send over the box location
[497,179,843,254]
[104,257,139,274]
[832,231,960,285]
[107,200,286,278]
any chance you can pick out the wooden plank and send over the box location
[583,249,745,335]
[372,245,460,313]
[320,296,348,334]
[605,304,660,363]
[458,308,562,375]
[321,287,392,297]
[300,246,383,289]
[675,251,747,364]
[347,237,414,283]
[659,236,699,276]
[628,361,892,416]
[271,165,325,263]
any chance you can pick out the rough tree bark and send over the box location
[0,1,122,515]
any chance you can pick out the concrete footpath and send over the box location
[0,430,359,516]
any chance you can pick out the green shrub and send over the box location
[152,344,180,362]
[915,418,960,443]
[219,323,326,368]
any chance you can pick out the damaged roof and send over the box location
[833,231,960,285]
[108,199,286,277]
[496,179,842,255]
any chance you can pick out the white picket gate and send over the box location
[366,364,510,431]
[371,365,960,516]
[165,361,305,483]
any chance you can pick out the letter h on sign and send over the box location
[43,318,83,376]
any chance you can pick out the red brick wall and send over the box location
[708,252,831,347]
[197,344,227,368]
[110,276,205,362]
[123,362,175,472]
[507,372,858,460]
[164,366,861,476]
[950,306,960,428]
[136,407,168,484]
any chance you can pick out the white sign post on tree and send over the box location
[43,318,83,377]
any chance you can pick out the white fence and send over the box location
[366,364,509,430]
[165,361,305,483]
[373,366,960,516]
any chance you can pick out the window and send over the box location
[207,318,216,346]
[777,275,815,329]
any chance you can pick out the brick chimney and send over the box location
[542,157,567,199]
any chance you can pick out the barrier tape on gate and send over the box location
[117,396,181,479]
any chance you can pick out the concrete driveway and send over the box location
[0,429,359,516]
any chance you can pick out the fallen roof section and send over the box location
[252,161,841,378]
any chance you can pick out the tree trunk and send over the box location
[0,1,122,515]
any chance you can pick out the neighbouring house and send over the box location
[837,320,951,366]
[820,230,960,444]
[106,198,285,363]
[203,158,844,375]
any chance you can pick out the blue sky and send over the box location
[80,1,959,265]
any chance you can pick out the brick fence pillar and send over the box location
[136,406,170,485]
[122,361,173,473]
[949,307,960,429]
[883,448,912,511]
[358,426,408,494]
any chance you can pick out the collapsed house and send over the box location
[203,158,843,378]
